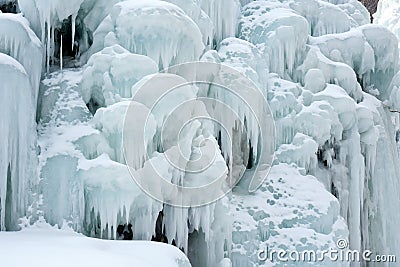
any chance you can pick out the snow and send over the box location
[0,222,191,267]
[231,164,349,267]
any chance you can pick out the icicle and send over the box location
[60,34,63,71]
[46,21,50,73]
[71,14,76,51]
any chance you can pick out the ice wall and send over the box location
[4,0,400,266]
[0,13,42,105]
[0,53,37,231]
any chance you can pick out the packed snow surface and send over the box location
[0,222,191,267]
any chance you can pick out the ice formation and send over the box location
[375,0,400,41]
[2,0,400,266]
[0,13,42,104]
[81,44,158,111]
[0,53,37,231]
[88,0,205,69]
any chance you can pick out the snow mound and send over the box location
[0,222,191,267]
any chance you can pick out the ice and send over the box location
[162,0,214,48]
[239,2,310,78]
[297,46,364,101]
[387,71,400,111]
[334,0,370,26]
[18,0,85,70]
[199,0,240,46]
[309,25,399,100]
[0,53,37,231]
[289,0,362,36]
[374,0,400,42]
[217,37,269,88]
[304,68,326,93]
[4,0,400,266]
[276,133,319,174]
[356,93,400,257]
[38,69,232,265]
[88,0,204,69]
[0,13,42,104]
[81,44,158,112]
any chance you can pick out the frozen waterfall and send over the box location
[0,0,400,266]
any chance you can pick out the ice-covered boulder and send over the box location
[239,1,310,78]
[217,37,268,88]
[297,46,364,101]
[81,45,158,112]
[309,25,399,100]
[162,0,214,48]
[304,68,326,93]
[0,53,37,231]
[276,133,319,174]
[88,0,204,69]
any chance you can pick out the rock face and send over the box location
[359,0,379,20]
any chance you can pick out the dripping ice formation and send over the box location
[0,0,399,266]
